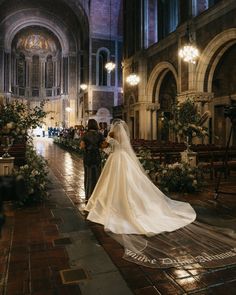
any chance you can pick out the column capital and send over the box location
[177,91,214,103]
[39,57,47,63]
[25,56,32,62]
[146,102,160,111]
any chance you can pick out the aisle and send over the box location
[31,138,236,295]
[34,137,86,208]
[0,138,133,295]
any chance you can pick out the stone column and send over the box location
[62,56,69,95]
[40,57,46,99]
[4,51,10,93]
[53,57,57,96]
[11,54,15,93]
[68,54,77,126]
[0,47,4,93]
[25,57,32,99]
[146,102,160,140]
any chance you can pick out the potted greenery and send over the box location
[0,100,46,161]
[157,162,202,193]
[0,99,49,205]
[154,99,210,193]
[167,98,209,147]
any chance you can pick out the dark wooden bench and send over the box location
[0,142,26,167]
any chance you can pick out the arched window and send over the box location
[97,49,108,86]
[45,55,53,88]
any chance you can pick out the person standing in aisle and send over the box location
[80,119,105,201]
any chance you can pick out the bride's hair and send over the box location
[110,119,146,173]
[110,119,130,143]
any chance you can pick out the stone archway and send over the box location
[195,29,236,146]
[158,71,177,142]
[196,28,236,93]
[0,0,89,128]
[146,62,178,141]
[146,61,178,103]
[211,43,236,146]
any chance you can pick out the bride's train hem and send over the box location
[84,120,236,269]
[107,221,236,269]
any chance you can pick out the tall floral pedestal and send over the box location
[0,157,14,176]
[181,150,197,167]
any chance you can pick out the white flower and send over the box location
[31,169,39,177]
[172,162,181,168]
[6,122,14,129]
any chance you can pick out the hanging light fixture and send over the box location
[105,0,116,73]
[126,62,140,86]
[126,73,140,86]
[179,24,199,64]
[65,106,72,112]
[80,83,88,91]
[105,61,116,73]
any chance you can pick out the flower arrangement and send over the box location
[0,100,47,141]
[0,99,49,205]
[53,137,83,156]
[166,99,209,144]
[13,143,49,205]
[157,162,202,193]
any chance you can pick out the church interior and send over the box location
[1,0,236,294]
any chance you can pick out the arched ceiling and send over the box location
[12,26,61,56]
[0,0,89,54]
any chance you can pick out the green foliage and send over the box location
[0,100,49,205]
[53,137,83,156]
[157,162,202,193]
[166,99,208,142]
[137,148,160,182]
[0,100,47,141]
[138,148,157,172]
[13,143,49,205]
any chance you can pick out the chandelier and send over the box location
[80,83,88,91]
[179,24,199,64]
[65,107,72,112]
[179,44,199,64]
[126,61,140,86]
[126,73,140,86]
[105,61,116,73]
[105,0,116,73]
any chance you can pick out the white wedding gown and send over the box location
[85,132,196,236]
[85,120,236,268]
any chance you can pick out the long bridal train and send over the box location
[85,120,236,268]
[111,221,236,268]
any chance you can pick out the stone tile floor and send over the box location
[1,137,236,294]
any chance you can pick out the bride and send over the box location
[85,119,196,235]
[85,119,236,268]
